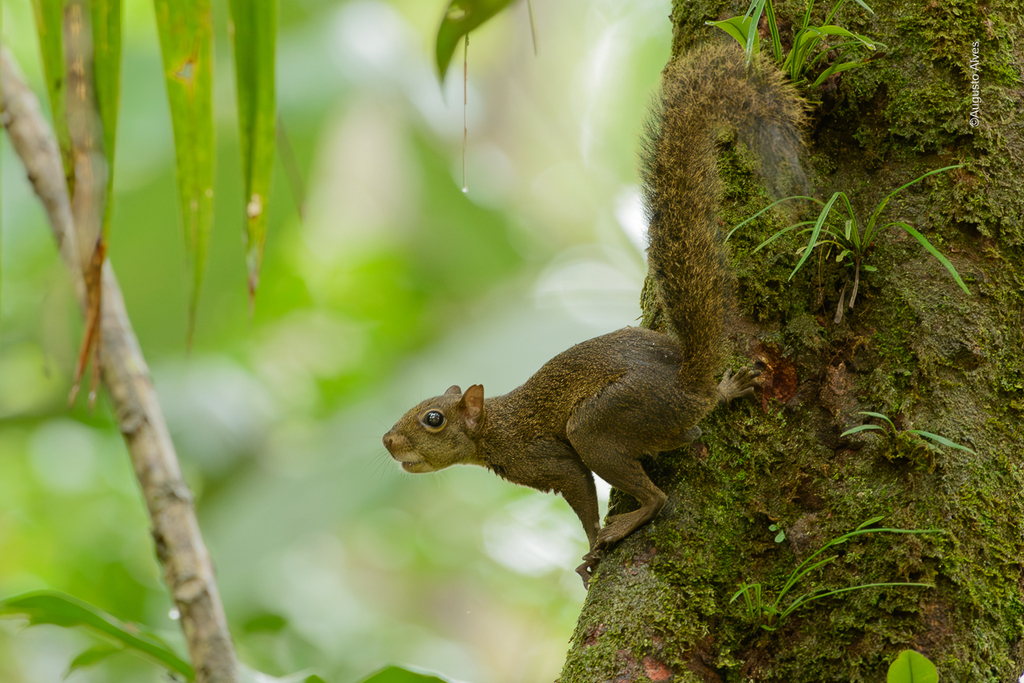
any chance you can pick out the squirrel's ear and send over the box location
[461,384,485,429]
[444,385,462,396]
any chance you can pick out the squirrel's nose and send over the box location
[382,432,395,451]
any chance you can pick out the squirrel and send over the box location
[383,43,806,587]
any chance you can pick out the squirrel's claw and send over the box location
[577,549,604,588]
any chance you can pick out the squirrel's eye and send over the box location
[423,410,445,428]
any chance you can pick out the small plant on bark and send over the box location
[731,517,939,631]
[842,411,976,454]
[729,164,967,322]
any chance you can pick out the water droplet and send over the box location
[169,608,180,620]
[462,186,468,194]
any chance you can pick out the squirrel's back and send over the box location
[640,43,805,402]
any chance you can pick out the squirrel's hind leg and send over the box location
[566,421,668,549]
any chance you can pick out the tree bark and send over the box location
[560,1,1024,681]
[1,48,240,683]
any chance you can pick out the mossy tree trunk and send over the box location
[560,0,1024,681]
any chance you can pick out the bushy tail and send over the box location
[640,42,805,396]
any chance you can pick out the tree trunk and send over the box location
[560,0,1024,681]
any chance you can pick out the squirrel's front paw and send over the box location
[717,363,763,404]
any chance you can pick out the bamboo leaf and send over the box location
[31,0,73,181]
[228,0,277,305]
[0,590,194,679]
[436,0,517,80]
[90,0,122,238]
[154,0,215,343]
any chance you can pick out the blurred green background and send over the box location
[0,0,671,680]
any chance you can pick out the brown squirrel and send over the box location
[383,43,805,587]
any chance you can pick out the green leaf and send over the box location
[899,224,971,295]
[0,590,194,679]
[763,0,783,62]
[865,164,961,243]
[782,582,933,620]
[228,0,277,305]
[887,649,939,683]
[435,0,517,80]
[808,24,879,49]
[856,515,886,530]
[706,16,760,58]
[68,643,124,673]
[857,410,895,431]
[725,195,818,241]
[909,430,976,454]
[91,0,122,238]
[358,664,460,683]
[839,424,884,437]
[30,0,73,180]
[154,0,215,344]
[810,58,866,87]
[789,192,843,279]
[238,664,328,682]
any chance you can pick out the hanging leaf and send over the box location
[0,590,194,679]
[435,0,517,80]
[228,0,277,306]
[886,649,939,683]
[90,0,122,237]
[68,643,125,674]
[153,0,215,344]
[30,0,73,182]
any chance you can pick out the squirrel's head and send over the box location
[382,384,486,473]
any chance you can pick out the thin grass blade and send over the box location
[910,430,977,454]
[899,224,970,294]
[840,424,885,437]
[810,58,866,87]
[857,410,895,431]
[764,0,783,62]
[726,195,819,241]
[228,0,277,306]
[789,192,841,278]
[866,165,961,239]
[783,581,933,618]
[855,515,886,530]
